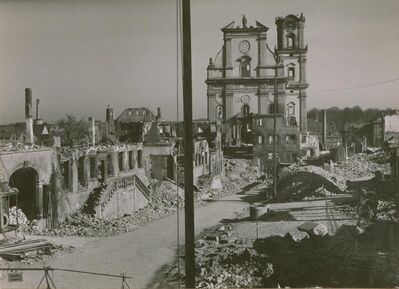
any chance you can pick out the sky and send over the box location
[0,0,399,124]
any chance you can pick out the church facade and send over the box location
[206,14,310,165]
[206,14,308,134]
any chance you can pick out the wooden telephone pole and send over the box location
[181,0,195,287]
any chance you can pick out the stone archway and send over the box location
[9,167,38,220]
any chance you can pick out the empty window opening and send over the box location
[118,152,124,172]
[285,135,297,144]
[268,135,279,144]
[78,157,85,187]
[137,150,143,168]
[128,151,134,169]
[89,157,96,179]
[289,117,297,126]
[107,154,113,176]
[288,67,295,78]
[63,161,70,187]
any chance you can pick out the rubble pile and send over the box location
[9,206,29,225]
[25,205,174,237]
[334,153,390,180]
[164,225,265,288]
[376,200,398,222]
[165,223,399,288]
[223,159,260,190]
[25,158,261,238]
[339,197,399,224]
[150,179,184,209]
[276,164,346,201]
[22,179,183,237]
[282,164,347,190]
[0,141,41,152]
[193,159,261,204]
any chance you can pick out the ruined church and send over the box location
[206,14,309,166]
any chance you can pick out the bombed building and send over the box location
[0,89,224,232]
[206,14,310,170]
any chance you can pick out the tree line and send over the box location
[307,106,398,131]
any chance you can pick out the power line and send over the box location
[309,77,399,91]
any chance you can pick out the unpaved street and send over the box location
[1,182,268,289]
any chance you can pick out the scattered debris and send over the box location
[165,221,399,288]
[333,153,390,180]
[0,238,67,263]
[9,206,29,225]
[22,158,261,238]
[297,222,329,237]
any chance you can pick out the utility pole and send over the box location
[181,0,195,287]
[273,66,278,197]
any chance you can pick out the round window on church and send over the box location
[241,95,250,104]
[239,40,250,54]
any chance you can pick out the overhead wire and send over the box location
[309,77,399,91]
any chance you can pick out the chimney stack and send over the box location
[157,107,162,120]
[88,117,95,146]
[106,105,115,138]
[322,109,327,150]
[25,88,34,145]
[36,99,40,120]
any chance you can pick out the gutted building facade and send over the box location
[252,114,300,172]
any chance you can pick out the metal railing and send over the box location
[0,266,132,289]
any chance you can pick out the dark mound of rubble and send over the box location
[276,164,346,202]
[165,222,399,288]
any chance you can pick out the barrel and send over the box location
[249,204,269,220]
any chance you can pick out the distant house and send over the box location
[115,107,158,142]
[308,116,342,150]
[0,122,53,145]
[342,113,399,151]
[383,114,399,144]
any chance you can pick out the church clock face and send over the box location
[239,40,250,54]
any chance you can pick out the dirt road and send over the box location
[1,182,267,289]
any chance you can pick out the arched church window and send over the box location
[242,104,250,116]
[287,102,295,115]
[287,34,295,48]
[240,59,251,77]
[216,105,223,120]
[288,67,295,79]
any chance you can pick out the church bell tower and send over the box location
[276,13,309,132]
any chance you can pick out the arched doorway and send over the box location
[9,167,38,220]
